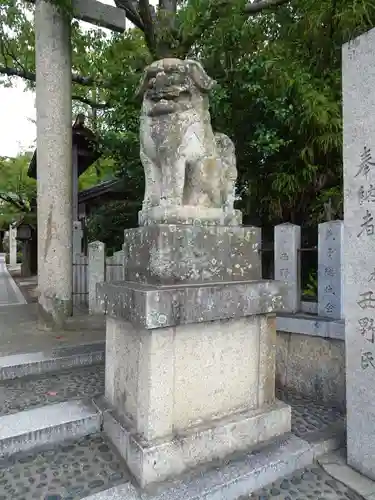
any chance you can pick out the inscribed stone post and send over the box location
[35,0,72,324]
[318,221,343,319]
[343,28,375,480]
[8,225,17,268]
[88,241,105,314]
[274,223,301,313]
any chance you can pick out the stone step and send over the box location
[0,430,351,500]
[0,363,344,453]
[0,400,101,457]
[80,440,357,500]
[0,341,105,380]
[0,364,104,417]
[0,433,130,499]
[0,373,346,499]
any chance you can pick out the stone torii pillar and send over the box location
[34,0,125,326]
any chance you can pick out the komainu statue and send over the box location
[137,58,240,225]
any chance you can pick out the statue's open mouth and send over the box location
[148,89,180,102]
[147,99,177,116]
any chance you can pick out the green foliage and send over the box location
[86,200,140,254]
[3,0,375,247]
[302,270,318,299]
[0,152,36,228]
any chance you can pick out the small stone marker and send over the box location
[88,241,105,314]
[318,221,343,319]
[343,27,375,480]
[73,221,83,256]
[274,223,301,313]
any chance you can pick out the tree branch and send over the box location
[0,65,99,86]
[71,94,112,109]
[138,0,157,57]
[0,193,29,212]
[244,0,291,14]
[0,66,112,108]
[114,0,145,30]
[178,0,228,57]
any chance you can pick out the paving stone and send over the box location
[276,389,345,438]
[0,365,104,416]
[247,465,364,500]
[0,434,129,499]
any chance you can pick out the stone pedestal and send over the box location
[97,223,291,489]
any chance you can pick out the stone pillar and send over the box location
[88,241,105,314]
[35,0,73,325]
[274,223,301,313]
[8,225,17,268]
[343,28,375,480]
[97,223,291,488]
[318,220,343,319]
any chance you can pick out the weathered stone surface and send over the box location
[82,434,315,500]
[318,220,343,319]
[343,28,375,481]
[72,0,126,32]
[8,225,17,268]
[88,241,105,314]
[137,58,238,225]
[123,224,260,285]
[276,330,345,411]
[97,279,286,329]
[274,223,301,313]
[105,315,281,442]
[103,401,291,487]
[0,399,100,456]
[35,0,73,325]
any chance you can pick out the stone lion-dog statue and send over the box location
[137,58,238,218]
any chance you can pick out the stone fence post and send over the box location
[274,223,301,313]
[88,241,105,314]
[318,220,343,319]
[9,225,17,267]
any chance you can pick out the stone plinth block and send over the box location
[123,224,261,285]
[103,309,291,487]
[97,279,286,329]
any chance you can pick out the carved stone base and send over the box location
[138,205,242,227]
[103,399,291,488]
[122,224,261,285]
